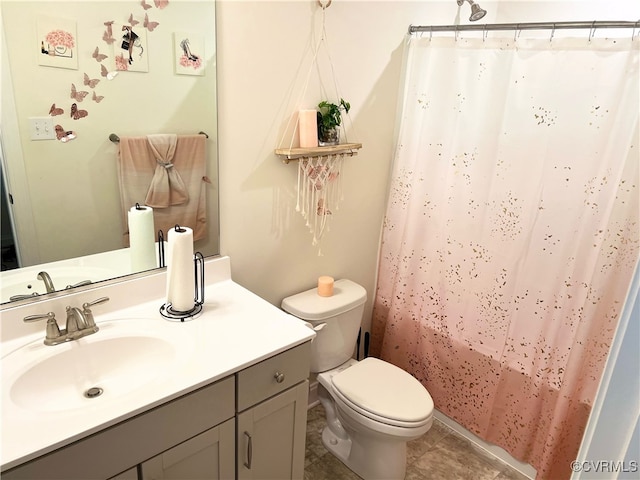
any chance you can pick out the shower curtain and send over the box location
[371,34,639,479]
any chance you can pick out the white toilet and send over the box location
[281,279,434,480]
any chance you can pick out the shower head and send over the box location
[456,0,487,22]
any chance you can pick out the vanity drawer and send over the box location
[237,342,311,411]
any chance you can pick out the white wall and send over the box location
[215,0,640,330]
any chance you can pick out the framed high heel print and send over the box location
[173,32,204,76]
[37,15,78,70]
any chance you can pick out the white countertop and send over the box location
[0,256,315,471]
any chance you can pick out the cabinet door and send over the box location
[237,380,309,480]
[141,418,235,480]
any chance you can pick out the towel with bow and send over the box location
[146,134,189,207]
[117,134,208,242]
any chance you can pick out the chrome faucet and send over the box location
[37,271,56,293]
[23,297,109,345]
[65,306,88,339]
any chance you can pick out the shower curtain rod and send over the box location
[409,20,640,35]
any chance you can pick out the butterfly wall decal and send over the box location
[55,124,77,143]
[70,83,89,102]
[141,0,152,10]
[83,73,100,88]
[92,46,108,62]
[49,103,64,116]
[103,30,115,44]
[128,14,139,27]
[154,0,169,9]
[100,64,118,80]
[103,21,115,44]
[70,103,88,120]
[143,13,159,31]
[92,91,105,103]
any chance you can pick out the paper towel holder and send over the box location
[159,251,205,322]
[157,229,165,268]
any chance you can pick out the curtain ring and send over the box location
[513,25,521,42]
[317,0,331,9]
[455,25,459,42]
[430,26,433,41]
[550,23,556,42]
[483,25,487,42]
[589,20,596,42]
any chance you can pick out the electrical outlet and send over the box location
[28,117,56,141]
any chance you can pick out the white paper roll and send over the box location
[166,225,195,312]
[128,205,156,272]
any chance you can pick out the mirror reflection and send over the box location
[0,0,219,304]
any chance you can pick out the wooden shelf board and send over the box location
[275,143,362,162]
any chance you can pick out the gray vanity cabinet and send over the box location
[2,342,311,480]
[236,343,310,480]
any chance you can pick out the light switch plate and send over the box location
[28,117,56,140]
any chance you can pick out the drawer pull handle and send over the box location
[274,371,285,383]
[244,431,252,469]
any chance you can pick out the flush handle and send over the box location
[274,371,285,383]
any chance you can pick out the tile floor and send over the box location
[304,405,531,480]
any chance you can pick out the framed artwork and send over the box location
[174,32,204,76]
[37,15,78,70]
[112,24,149,72]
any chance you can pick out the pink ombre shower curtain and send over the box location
[371,34,639,479]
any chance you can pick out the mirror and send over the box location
[0,0,219,304]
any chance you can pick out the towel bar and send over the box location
[109,131,209,143]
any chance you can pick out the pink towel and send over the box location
[145,134,189,207]
[117,134,208,243]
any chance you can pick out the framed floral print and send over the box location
[37,15,78,70]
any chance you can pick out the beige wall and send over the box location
[215,0,639,329]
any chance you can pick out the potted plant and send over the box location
[317,98,350,146]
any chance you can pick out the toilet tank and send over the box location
[281,279,367,373]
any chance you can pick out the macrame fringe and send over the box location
[297,154,344,253]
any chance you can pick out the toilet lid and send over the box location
[331,357,434,424]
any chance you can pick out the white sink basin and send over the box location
[2,320,193,413]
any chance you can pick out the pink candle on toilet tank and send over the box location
[318,276,334,297]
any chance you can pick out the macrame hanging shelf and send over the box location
[275,0,362,252]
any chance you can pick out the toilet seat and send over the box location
[331,357,434,428]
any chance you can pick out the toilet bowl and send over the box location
[281,279,434,480]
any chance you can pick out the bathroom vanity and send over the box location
[0,256,314,480]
